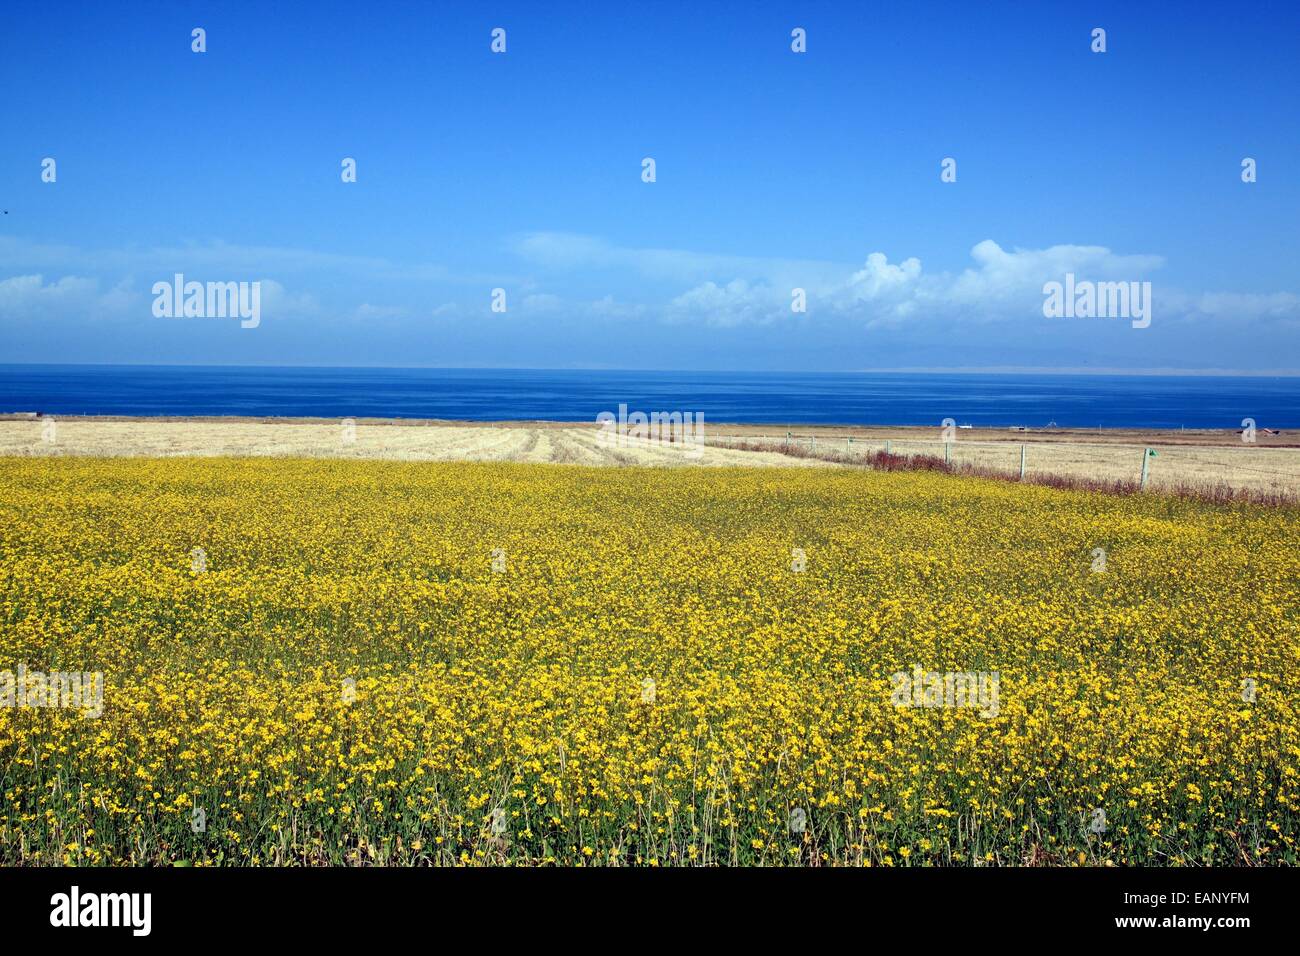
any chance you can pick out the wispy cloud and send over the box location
[650,239,1296,331]
[511,231,845,288]
[0,274,138,322]
[0,236,506,285]
[3,232,1298,370]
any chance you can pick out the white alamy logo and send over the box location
[152,274,261,328]
[50,886,151,936]
[1042,273,1151,329]
[596,404,705,458]
[2,664,103,718]
[890,666,1000,718]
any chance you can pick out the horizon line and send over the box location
[1,362,1299,378]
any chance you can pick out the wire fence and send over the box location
[709,433,1300,497]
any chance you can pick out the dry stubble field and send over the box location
[1,418,1298,498]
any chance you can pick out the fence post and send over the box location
[1019,444,1026,480]
[944,442,951,465]
[1140,446,1151,490]
[885,439,891,455]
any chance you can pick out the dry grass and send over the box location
[4,418,1297,498]
[0,419,829,469]
[712,434,1300,500]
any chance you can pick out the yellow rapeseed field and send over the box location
[1,456,1296,866]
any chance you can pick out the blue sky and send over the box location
[2,0,1298,371]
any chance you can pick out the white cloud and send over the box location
[5,234,1296,346]
[521,293,563,314]
[667,280,788,327]
[0,272,320,327]
[511,233,1266,332]
[845,252,923,300]
[655,239,1300,332]
[1173,290,1300,324]
[0,236,507,286]
[354,302,408,320]
[512,231,843,288]
[0,273,132,321]
[945,240,1164,306]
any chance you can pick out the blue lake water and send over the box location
[1,365,1296,429]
